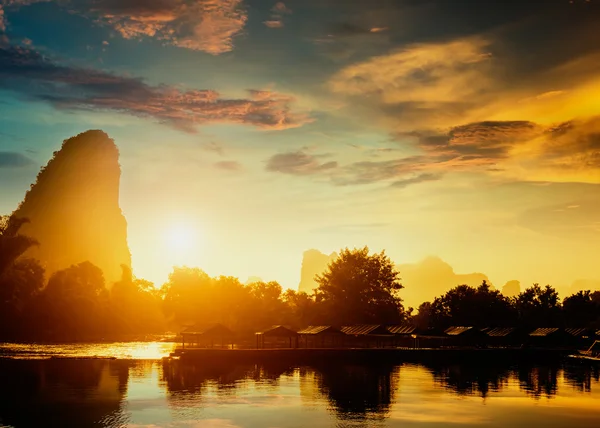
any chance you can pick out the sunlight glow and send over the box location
[166,224,195,252]
[163,221,204,269]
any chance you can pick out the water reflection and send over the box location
[1,356,600,427]
[563,364,600,393]
[0,359,131,427]
[311,362,397,421]
[424,361,512,398]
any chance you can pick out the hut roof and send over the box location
[529,328,560,337]
[297,326,344,335]
[485,327,516,337]
[181,323,234,337]
[387,325,417,335]
[256,325,299,337]
[341,325,392,336]
[565,328,594,337]
[444,326,475,336]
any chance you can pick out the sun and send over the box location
[166,223,196,252]
[167,225,194,251]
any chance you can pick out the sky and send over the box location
[0,0,599,295]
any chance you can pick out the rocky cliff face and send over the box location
[399,256,490,308]
[12,130,131,285]
[298,249,338,294]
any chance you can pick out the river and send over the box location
[0,342,599,427]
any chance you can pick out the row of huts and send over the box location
[180,324,600,350]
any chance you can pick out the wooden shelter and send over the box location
[565,328,596,348]
[256,325,299,349]
[387,325,419,348]
[528,328,572,347]
[444,326,486,347]
[298,326,346,348]
[341,325,394,348]
[181,323,235,349]
[483,327,526,347]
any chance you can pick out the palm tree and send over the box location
[0,216,38,276]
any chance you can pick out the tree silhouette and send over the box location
[513,284,561,327]
[0,258,45,339]
[161,267,214,326]
[282,289,318,329]
[563,290,600,327]
[315,246,404,325]
[39,262,110,340]
[110,265,166,334]
[0,216,38,276]
[416,281,515,329]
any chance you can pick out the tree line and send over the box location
[1,216,600,341]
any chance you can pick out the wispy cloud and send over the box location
[391,173,443,188]
[200,141,225,155]
[0,151,35,168]
[266,150,337,175]
[0,45,311,132]
[402,121,544,166]
[329,37,492,105]
[214,160,242,171]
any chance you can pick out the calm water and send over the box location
[1,343,600,428]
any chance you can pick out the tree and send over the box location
[514,284,561,327]
[315,247,404,325]
[212,275,252,332]
[417,281,514,330]
[0,216,37,276]
[247,280,286,330]
[39,261,110,340]
[0,258,45,339]
[562,290,600,327]
[161,267,214,326]
[110,265,166,335]
[282,289,318,329]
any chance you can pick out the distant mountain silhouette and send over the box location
[502,280,521,297]
[12,130,131,284]
[399,256,490,308]
[298,249,338,293]
[298,251,489,305]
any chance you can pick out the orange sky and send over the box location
[0,0,598,298]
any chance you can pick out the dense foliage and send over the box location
[1,220,600,341]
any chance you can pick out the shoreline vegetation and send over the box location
[2,215,600,346]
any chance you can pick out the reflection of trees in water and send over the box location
[161,359,297,397]
[162,360,397,423]
[562,364,600,393]
[161,358,600,425]
[423,362,512,398]
[311,362,397,422]
[516,364,559,399]
[421,361,571,399]
[0,359,134,427]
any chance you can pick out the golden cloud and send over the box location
[327,34,600,185]
[329,37,493,105]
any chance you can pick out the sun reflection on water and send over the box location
[0,341,177,360]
